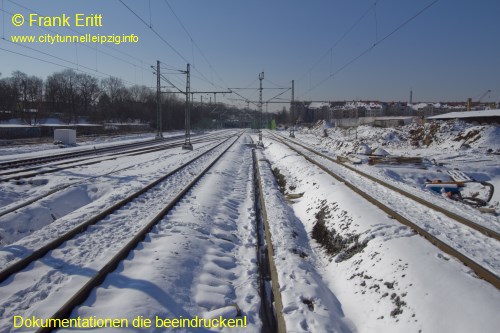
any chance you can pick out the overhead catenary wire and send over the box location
[296,1,376,84]
[163,0,230,90]
[118,0,189,65]
[264,77,289,89]
[2,0,5,40]
[266,88,291,104]
[160,64,185,72]
[119,0,225,93]
[6,0,151,72]
[159,73,184,94]
[373,0,379,44]
[230,89,260,108]
[2,1,241,110]
[297,0,440,99]
[3,38,138,86]
[0,46,111,81]
[158,65,187,89]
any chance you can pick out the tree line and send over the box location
[0,69,282,129]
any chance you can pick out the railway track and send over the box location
[0,131,154,148]
[0,131,230,172]
[265,131,500,289]
[45,135,272,333]
[0,133,239,277]
[0,134,246,332]
[0,136,163,171]
[0,131,235,182]
[0,134,236,233]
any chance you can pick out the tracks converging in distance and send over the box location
[0,136,163,171]
[0,131,234,182]
[0,133,247,332]
[0,132,237,221]
[265,130,500,289]
[0,132,291,333]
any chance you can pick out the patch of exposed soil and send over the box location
[311,201,368,262]
[272,167,287,194]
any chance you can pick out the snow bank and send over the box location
[262,138,500,333]
[256,149,353,332]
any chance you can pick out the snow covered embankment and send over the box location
[262,139,500,333]
[57,134,262,333]
[255,149,353,333]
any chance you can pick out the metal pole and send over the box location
[156,60,163,138]
[258,72,264,146]
[290,79,295,138]
[182,63,193,150]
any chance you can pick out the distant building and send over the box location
[427,109,500,124]
[373,116,414,128]
[304,102,331,122]
[295,100,498,126]
[333,101,385,118]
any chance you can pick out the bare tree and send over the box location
[44,69,79,123]
[23,75,44,125]
[11,70,28,112]
[77,73,100,115]
[101,76,124,105]
[0,78,18,118]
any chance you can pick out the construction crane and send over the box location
[467,89,491,111]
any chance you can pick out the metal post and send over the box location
[258,72,264,146]
[182,63,193,150]
[290,79,295,138]
[156,60,163,138]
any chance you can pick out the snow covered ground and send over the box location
[58,135,262,333]
[0,124,498,333]
[260,126,499,332]
[297,120,500,209]
[0,131,185,161]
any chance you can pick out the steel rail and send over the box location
[0,132,236,181]
[0,137,162,170]
[266,131,500,289]
[0,133,236,219]
[0,133,239,284]
[269,131,500,241]
[0,131,227,171]
[0,139,165,177]
[0,131,228,175]
[34,132,243,333]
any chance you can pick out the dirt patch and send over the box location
[409,127,425,147]
[453,128,482,148]
[453,128,481,142]
[311,201,368,262]
[423,122,440,146]
[272,167,287,194]
[301,298,315,311]
[390,293,407,317]
[351,270,410,319]
[409,122,441,147]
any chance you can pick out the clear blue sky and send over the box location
[1,0,499,111]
